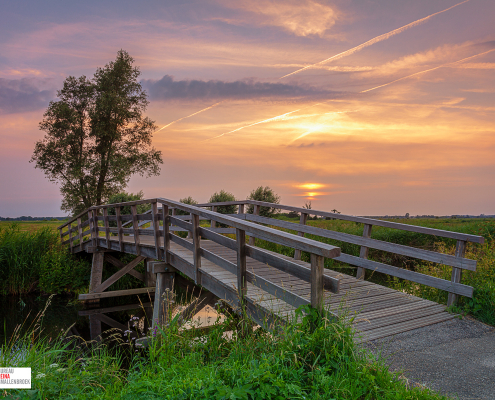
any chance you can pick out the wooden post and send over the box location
[152,270,175,327]
[447,240,467,306]
[93,209,100,246]
[238,204,244,215]
[294,212,308,260]
[89,314,102,341]
[151,202,163,261]
[211,206,217,228]
[162,205,170,263]
[77,217,83,244]
[192,214,201,285]
[68,222,74,249]
[237,228,247,299]
[116,206,124,252]
[356,224,373,280]
[248,205,260,245]
[131,205,141,256]
[145,259,156,287]
[310,254,324,313]
[103,208,110,249]
[88,250,105,304]
[88,209,95,247]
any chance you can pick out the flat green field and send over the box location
[0,220,63,233]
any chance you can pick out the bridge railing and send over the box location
[58,198,341,313]
[192,200,484,307]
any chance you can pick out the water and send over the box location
[0,294,223,345]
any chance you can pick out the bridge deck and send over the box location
[82,234,454,342]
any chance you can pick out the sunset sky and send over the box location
[1,0,494,217]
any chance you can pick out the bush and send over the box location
[0,224,91,295]
[107,191,151,215]
[175,196,199,216]
[208,190,237,214]
[246,186,281,217]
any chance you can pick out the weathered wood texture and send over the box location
[60,197,483,341]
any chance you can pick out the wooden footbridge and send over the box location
[59,198,484,342]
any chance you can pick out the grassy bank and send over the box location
[254,216,495,326]
[2,300,448,400]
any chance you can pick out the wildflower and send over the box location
[56,368,66,373]
[49,363,59,368]
[36,373,46,379]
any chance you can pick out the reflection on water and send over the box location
[0,294,225,344]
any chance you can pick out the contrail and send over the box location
[156,101,222,132]
[289,110,360,143]
[280,0,471,79]
[361,48,495,93]
[203,108,304,141]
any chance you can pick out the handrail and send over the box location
[59,197,342,313]
[196,200,484,244]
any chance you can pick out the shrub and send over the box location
[208,190,237,214]
[175,196,199,216]
[246,186,281,217]
[0,224,91,295]
[107,191,151,215]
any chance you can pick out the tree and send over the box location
[31,50,162,215]
[209,190,237,214]
[107,191,150,215]
[175,196,199,216]
[246,186,281,217]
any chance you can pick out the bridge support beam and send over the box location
[152,263,176,328]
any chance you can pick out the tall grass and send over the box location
[2,299,449,400]
[0,223,91,295]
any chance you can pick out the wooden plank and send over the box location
[447,240,467,306]
[245,245,340,294]
[158,198,341,259]
[131,205,141,256]
[79,302,152,316]
[361,312,455,342]
[310,254,324,312]
[93,256,146,293]
[105,253,145,282]
[356,224,372,280]
[294,212,308,261]
[153,271,175,327]
[170,215,192,232]
[79,286,155,301]
[77,217,83,244]
[116,207,124,253]
[336,253,473,297]
[192,214,201,285]
[151,202,163,261]
[88,251,104,297]
[68,222,74,249]
[244,214,477,271]
[170,232,194,251]
[211,206,217,228]
[249,204,260,246]
[242,200,484,244]
[163,205,170,263]
[354,304,447,332]
[103,208,110,249]
[237,228,247,298]
[347,300,441,322]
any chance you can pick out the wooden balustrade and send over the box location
[59,197,484,308]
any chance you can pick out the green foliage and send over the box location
[0,224,91,295]
[107,191,151,215]
[175,196,199,216]
[31,50,162,215]
[209,190,237,214]
[246,186,281,217]
[3,298,448,400]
